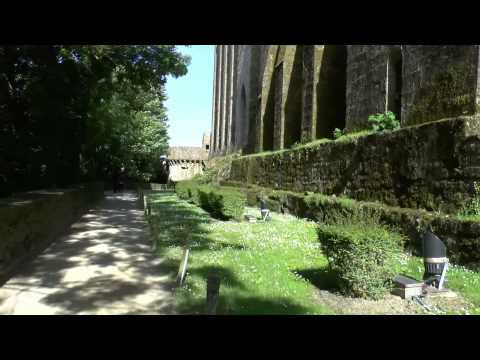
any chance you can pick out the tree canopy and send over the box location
[0,45,190,196]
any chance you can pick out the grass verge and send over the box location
[148,192,333,315]
[147,192,480,315]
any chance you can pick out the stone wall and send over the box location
[346,45,479,131]
[212,45,480,155]
[402,46,479,126]
[229,116,480,214]
[168,162,204,182]
[345,45,391,131]
[230,46,250,154]
[0,182,104,284]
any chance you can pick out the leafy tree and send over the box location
[0,45,190,196]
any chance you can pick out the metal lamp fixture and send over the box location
[422,231,449,290]
[259,199,270,221]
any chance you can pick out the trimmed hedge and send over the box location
[220,181,480,267]
[176,180,200,203]
[318,219,405,300]
[175,181,246,221]
[197,186,246,221]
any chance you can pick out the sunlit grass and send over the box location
[147,193,480,315]
[148,193,333,315]
[393,254,480,315]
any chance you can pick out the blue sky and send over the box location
[165,45,214,147]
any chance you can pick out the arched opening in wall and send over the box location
[262,76,275,151]
[284,46,303,148]
[316,45,347,139]
[387,47,402,121]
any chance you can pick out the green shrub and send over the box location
[176,180,246,221]
[197,185,246,221]
[333,128,345,140]
[318,215,404,300]
[175,180,197,200]
[368,111,400,132]
[460,181,480,218]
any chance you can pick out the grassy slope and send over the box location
[148,193,333,315]
[148,193,480,315]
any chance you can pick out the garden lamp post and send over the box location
[260,199,270,221]
[422,231,449,290]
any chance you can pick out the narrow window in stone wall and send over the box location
[316,45,347,139]
[263,75,275,151]
[284,46,303,148]
[236,85,247,149]
[301,45,315,142]
[387,47,403,121]
[273,62,283,149]
[230,114,236,148]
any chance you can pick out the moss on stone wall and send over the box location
[229,116,480,214]
[406,63,477,126]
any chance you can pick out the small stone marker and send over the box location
[392,275,424,299]
[176,247,190,287]
[244,214,257,223]
[206,275,221,315]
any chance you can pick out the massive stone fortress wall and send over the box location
[210,45,480,214]
[211,46,480,263]
[211,45,480,155]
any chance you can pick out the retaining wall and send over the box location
[0,182,104,284]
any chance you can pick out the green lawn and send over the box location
[392,254,480,314]
[147,192,480,315]
[148,193,333,314]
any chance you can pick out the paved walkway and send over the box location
[0,191,175,315]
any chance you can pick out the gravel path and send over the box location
[0,191,175,315]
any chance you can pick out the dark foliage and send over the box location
[0,45,190,196]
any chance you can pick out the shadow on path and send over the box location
[0,191,175,315]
